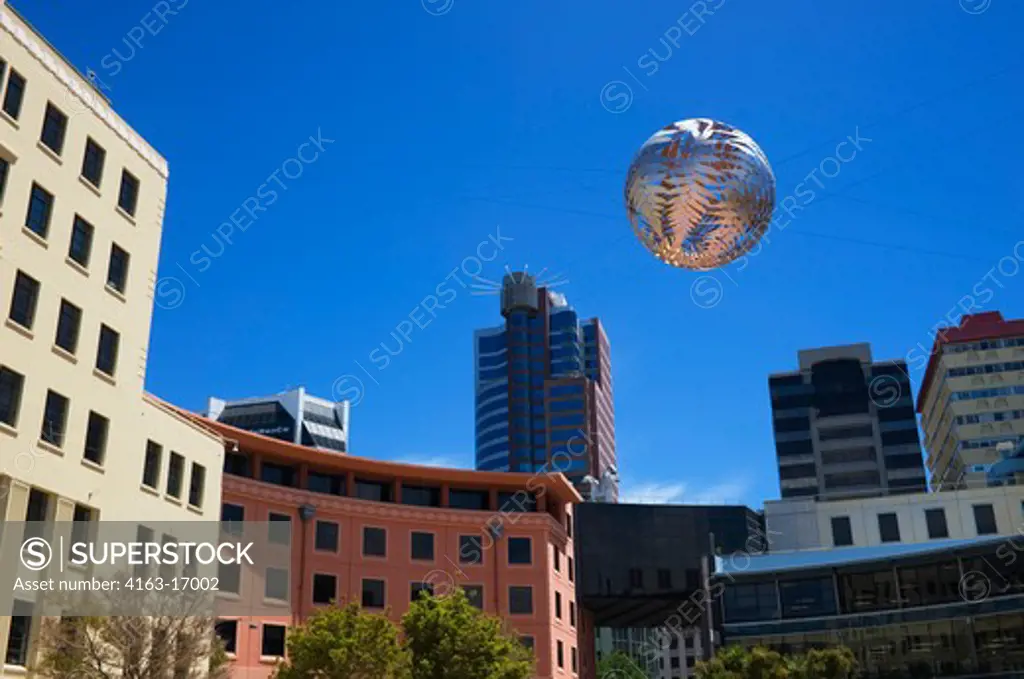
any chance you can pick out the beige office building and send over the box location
[917,312,1024,490]
[0,3,224,671]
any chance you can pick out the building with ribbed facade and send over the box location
[917,311,1024,490]
[474,273,616,500]
[769,343,926,500]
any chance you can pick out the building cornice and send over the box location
[0,4,169,178]
[224,475,569,540]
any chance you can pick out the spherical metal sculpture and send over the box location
[625,118,775,270]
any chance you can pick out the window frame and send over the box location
[877,512,901,543]
[118,169,140,216]
[410,531,435,562]
[83,411,109,466]
[2,69,26,120]
[41,389,69,447]
[362,525,387,558]
[55,299,82,354]
[40,102,68,155]
[68,215,95,268]
[81,137,106,187]
[25,182,54,238]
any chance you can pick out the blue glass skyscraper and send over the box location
[474,273,617,500]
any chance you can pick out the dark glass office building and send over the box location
[714,536,1024,678]
[769,343,926,500]
[208,387,349,453]
[474,272,616,499]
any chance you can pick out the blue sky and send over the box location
[17,0,1023,509]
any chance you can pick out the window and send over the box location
[269,513,291,545]
[214,620,237,655]
[261,462,296,487]
[363,526,386,557]
[68,216,94,267]
[410,582,434,602]
[555,591,562,619]
[658,569,672,588]
[315,520,339,551]
[509,585,533,614]
[71,504,93,547]
[118,169,140,216]
[221,503,244,534]
[519,636,534,653]
[166,452,185,498]
[402,484,441,507]
[9,271,40,329]
[572,647,578,674]
[570,601,576,627]
[41,389,69,447]
[973,503,998,535]
[568,556,574,582]
[2,69,26,119]
[25,183,54,238]
[5,600,33,666]
[629,568,643,588]
[96,325,120,376]
[307,471,345,495]
[81,138,106,186]
[723,582,780,623]
[265,567,289,601]
[449,488,489,510]
[459,535,483,564]
[411,531,434,561]
[464,585,484,609]
[142,440,162,488]
[355,478,392,502]
[188,463,206,507]
[557,640,564,669]
[831,516,854,547]
[261,624,286,657]
[554,548,561,572]
[83,411,109,465]
[925,508,949,539]
[0,157,9,205]
[55,300,82,354]
[508,537,531,564]
[779,577,837,618]
[362,578,385,608]
[877,513,900,543]
[40,103,68,155]
[106,244,130,294]
[218,562,240,594]
[312,573,336,604]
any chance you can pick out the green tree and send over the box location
[696,645,858,679]
[789,647,857,679]
[401,588,533,679]
[596,650,648,679]
[273,602,410,679]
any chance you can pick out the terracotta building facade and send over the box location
[194,417,589,679]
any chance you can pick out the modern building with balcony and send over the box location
[208,386,350,453]
[0,4,224,672]
[769,343,926,500]
[190,414,586,679]
[917,312,1024,490]
[474,272,616,500]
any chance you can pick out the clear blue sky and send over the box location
[17,0,1023,509]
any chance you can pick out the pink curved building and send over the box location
[195,416,591,679]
